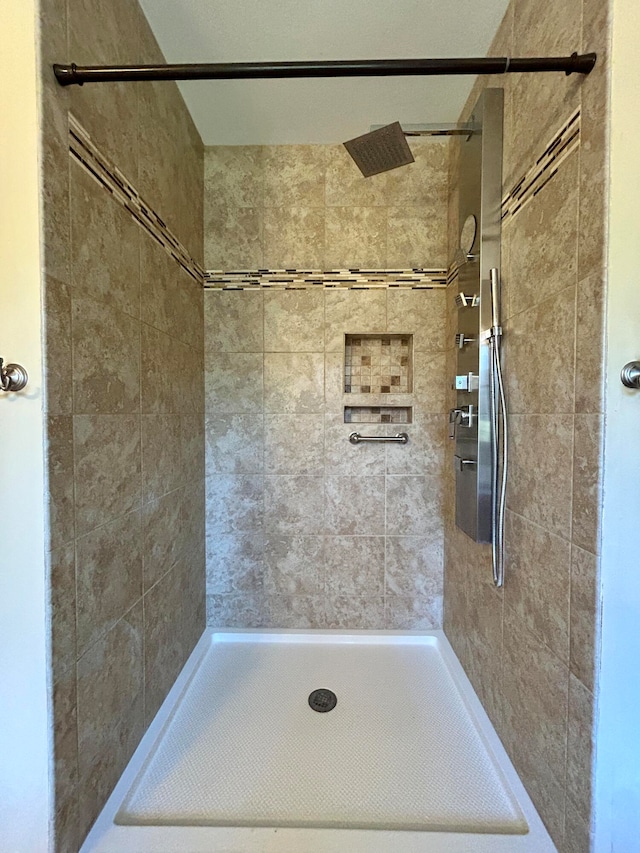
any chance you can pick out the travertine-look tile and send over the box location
[572,415,602,555]
[264,290,324,352]
[263,145,326,207]
[507,415,573,539]
[570,545,599,693]
[69,159,140,317]
[385,595,443,630]
[325,595,385,629]
[385,535,443,597]
[264,475,324,535]
[502,606,569,844]
[324,414,387,476]
[45,277,73,415]
[324,476,385,535]
[204,205,263,269]
[263,207,325,269]
[266,595,326,629]
[324,352,345,413]
[324,208,387,269]
[72,298,140,414]
[73,414,142,535]
[75,510,143,656]
[386,475,443,538]
[142,490,184,591]
[562,799,591,853]
[504,285,576,414]
[385,141,449,207]
[50,544,76,683]
[206,474,264,536]
[141,323,178,414]
[264,353,324,413]
[206,414,264,474]
[387,208,448,268]
[325,143,390,207]
[206,532,264,594]
[324,536,385,596]
[386,289,447,353]
[264,414,324,474]
[47,415,75,550]
[205,290,264,353]
[506,151,579,317]
[324,289,387,352]
[566,673,594,823]
[264,535,325,595]
[206,592,269,629]
[76,603,144,838]
[413,352,447,413]
[141,415,183,502]
[204,146,264,209]
[53,666,79,853]
[504,511,571,663]
[575,274,605,414]
[205,352,264,414]
[386,414,446,477]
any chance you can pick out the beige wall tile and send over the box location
[206,474,264,536]
[504,285,576,414]
[325,414,387,476]
[50,544,77,684]
[204,147,264,209]
[566,673,594,824]
[507,414,573,539]
[206,413,264,474]
[73,414,142,535]
[386,475,443,538]
[325,143,391,208]
[385,535,443,597]
[386,141,449,207]
[47,415,75,550]
[205,352,264,414]
[264,535,325,595]
[141,323,179,413]
[142,490,184,591]
[267,595,327,629]
[570,545,599,693]
[263,207,325,269]
[75,510,143,656]
[505,511,571,663]
[385,595,443,630]
[264,414,324,474]
[206,592,269,629]
[264,290,324,352]
[572,415,602,555]
[386,413,446,477]
[76,603,144,837]
[506,151,579,317]
[141,414,183,502]
[562,799,592,853]
[204,205,263,269]
[264,352,324,413]
[575,273,605,414]
[387,208,448,269]
[324,289,387,352]
[325,476,385,535]
[140,239,201,347]
[263,145,327,207]
[264,475,325,535]
[206,532,264,595]
[45,277,73,415]
[324,535,385,596]
[325,595,385,629]
[502,607,569,844]
[413,352,447,412]
[386,289,447,353]
[205,290,264,353]
[324,208,387,269]
[52,666,79,853]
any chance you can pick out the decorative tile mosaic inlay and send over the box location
[344,334,412,394]
[205,269,447,291]
[344,406,412,424]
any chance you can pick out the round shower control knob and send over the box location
[620,361,640,389]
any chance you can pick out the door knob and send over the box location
[621,361,640,389]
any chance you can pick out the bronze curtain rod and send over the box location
[53,53,596,85]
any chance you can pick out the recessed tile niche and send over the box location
[344,334,413,394]
[344,406,412,424]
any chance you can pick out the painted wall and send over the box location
[444,0,609,850]
[0,2,51,850]
[39,0,206,848]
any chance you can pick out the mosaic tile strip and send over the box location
[68,114,205,284]
[344,335,412,394]
[344,406,412,425]
[204,269,447,291]
[501,108,580,226]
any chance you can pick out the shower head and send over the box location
[343,121,415,177]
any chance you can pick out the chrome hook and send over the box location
[0,357,28,392]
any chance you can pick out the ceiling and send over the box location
[138,0,510,145]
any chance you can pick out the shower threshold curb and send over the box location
[80,628,557,853]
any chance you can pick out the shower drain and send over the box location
[308,688,337,713]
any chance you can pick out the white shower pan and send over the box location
[81,629,556,852]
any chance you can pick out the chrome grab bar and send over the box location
[349,432,408,445]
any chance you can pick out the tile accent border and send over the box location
[204,269,447,290]
[69,114,205,283]
[501,109,581,227]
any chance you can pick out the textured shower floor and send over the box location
[81,630,556,852]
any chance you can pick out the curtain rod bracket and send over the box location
[53,54,597,86]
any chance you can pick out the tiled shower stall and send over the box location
[38,0,608,850]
